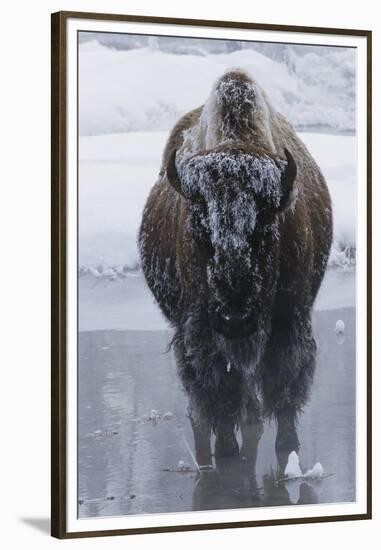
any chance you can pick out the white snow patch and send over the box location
[304,462,324,478]
[79,42,355,136]
[284,452,325,480]
[179,151,284,254]
[300,132,356,271]
[335,319,345,334]
[284,451,302,478]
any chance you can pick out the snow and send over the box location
[304,462,324,478]
[301,133,356,270]
[335,320,346,334]
[284,451,325,480]
[178,151,283,257]
[284,451,302,478]
[79,39,356,274]
[79,130,356,272]
[79,41,355,136]
[79,132,167,267]
[179,151,284,203]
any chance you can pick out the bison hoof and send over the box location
[215,434,240,458]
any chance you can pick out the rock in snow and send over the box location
[335,319,345,334]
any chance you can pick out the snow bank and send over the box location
[79,42,355,137]
[301,133,356,270]
[79,130,356,274]
[79,132,167,268]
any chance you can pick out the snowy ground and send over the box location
[79,130,356,273]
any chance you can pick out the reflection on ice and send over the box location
[78,305,356,518]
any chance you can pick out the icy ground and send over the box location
[78,269,354,331]
[79,130,356,273]
[78,307,356,517]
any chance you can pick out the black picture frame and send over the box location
[51,10,372,539]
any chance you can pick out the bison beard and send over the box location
[139,69,332,469]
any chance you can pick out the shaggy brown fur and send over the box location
[139,70,332,466]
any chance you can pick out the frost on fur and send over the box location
[139,69,332,459]
[178,150,284,257]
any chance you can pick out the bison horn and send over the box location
[279,148,297,210]
[166,149,184,196]
[282,148,297,188]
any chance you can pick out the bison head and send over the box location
[167,146,297,339]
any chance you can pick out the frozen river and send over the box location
[78,272,356,518]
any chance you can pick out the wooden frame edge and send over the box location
[366,29,372,521]
[51,11,67,540]
[58,513,371,540]
[54,10,372,36]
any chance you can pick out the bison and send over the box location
[139,70,332,468]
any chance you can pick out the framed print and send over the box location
[51,11,372,539]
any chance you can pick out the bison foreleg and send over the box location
[187,401,213,468]
[260,316,316,471]
[240,397,264,467]
[275,408,300,473]
[215,416,239,458]
[174,333,214,468]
